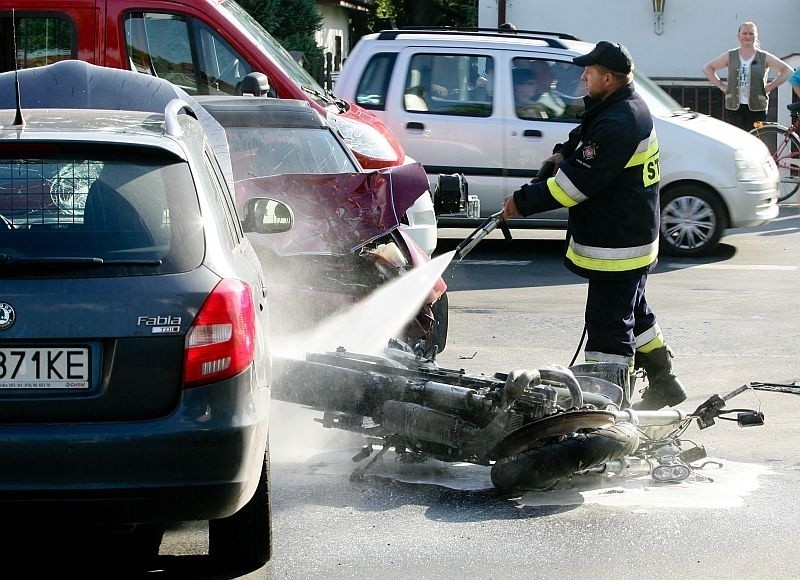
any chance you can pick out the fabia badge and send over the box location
[0,302,15,330]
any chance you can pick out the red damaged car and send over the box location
[197,95,449,356]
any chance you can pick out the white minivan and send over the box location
[335,28,780,256]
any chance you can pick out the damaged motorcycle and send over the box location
[273,341,763,493]
[271,213,765,493]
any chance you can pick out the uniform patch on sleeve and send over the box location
[580,140,599,161]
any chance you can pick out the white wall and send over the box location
[315,4,350,70]
[479,0,797,80]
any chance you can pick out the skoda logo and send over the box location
[0,302,15,330]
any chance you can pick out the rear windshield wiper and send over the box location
[0,254,163,267]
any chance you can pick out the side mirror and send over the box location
[242,198,293,234]
[236,71,271,97]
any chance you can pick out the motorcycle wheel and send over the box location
[490,422,639,493]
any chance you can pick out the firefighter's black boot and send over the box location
[632,345,687,410]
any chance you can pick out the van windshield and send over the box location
[222,1,331,106]
[633,71,685,116]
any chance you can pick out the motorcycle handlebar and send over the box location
[720,384,750,401]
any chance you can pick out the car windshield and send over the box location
[0,150,203,277]
[633,71,686,116]
[224,126,359,179]
[221,0,331,106]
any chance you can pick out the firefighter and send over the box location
[501,41,686,410]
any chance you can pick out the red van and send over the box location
[0,0,406,166]
[0,0,439,255]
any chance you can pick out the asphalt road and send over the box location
[18,206,798,579]
[257,205,800,579]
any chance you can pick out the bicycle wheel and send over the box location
[749,124,800,202]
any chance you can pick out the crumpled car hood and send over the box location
[236,161,430,256]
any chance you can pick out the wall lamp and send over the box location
[653,0,666,35]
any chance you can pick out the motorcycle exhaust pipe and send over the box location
[272,356,405,416]
[538,365,584,408]
[380,400,478,448]
[417,381,487,412]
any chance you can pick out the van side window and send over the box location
[354,52,397,110]
[124,13,195,89]
[0,15,74,72]
[124,13,252,96]
[195,21,253,95]
[511,57,585,121]
[404,54,492,118]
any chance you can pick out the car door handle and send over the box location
[407,122,425,131]
[523,129,543,137]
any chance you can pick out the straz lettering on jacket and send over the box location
[644,151,660,187]
[627,134,660,188]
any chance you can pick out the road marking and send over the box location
[460,261,796,271]
[663,263,797,271]
[459,259,532,266]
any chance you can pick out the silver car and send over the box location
[335,28,780,256]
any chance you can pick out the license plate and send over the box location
[0,347,90,389]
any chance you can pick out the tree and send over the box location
[372,0,477,28]
[237,0,324,62]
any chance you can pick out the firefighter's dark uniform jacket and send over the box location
[512,82,660,280]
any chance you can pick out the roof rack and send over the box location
[375,27,581,49]
[164,98,198,137]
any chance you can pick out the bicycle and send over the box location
[749,101,800,203]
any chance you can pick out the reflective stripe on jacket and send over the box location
[513,83,660,280]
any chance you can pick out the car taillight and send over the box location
[183,279,256,389]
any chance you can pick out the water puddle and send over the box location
[275,439,771,510]
[515,459,771,509]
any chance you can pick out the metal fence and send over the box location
[305,52,336,91]
[656,79,781,124]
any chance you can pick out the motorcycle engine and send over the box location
[507,384,559,431]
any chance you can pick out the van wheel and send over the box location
[659,184,727,257]
[208,449,272,569]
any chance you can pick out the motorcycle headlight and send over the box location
[652,464,691,483]
[328,114,399,166]
[362,242,409,279]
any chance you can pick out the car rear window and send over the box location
[0,152,203,277]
